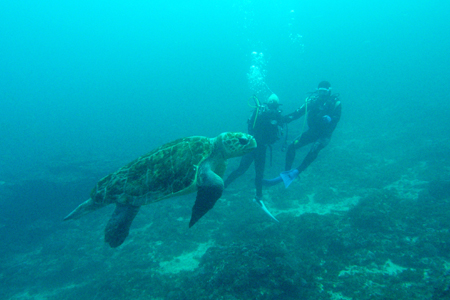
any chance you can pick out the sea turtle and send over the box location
[64,132,256,248]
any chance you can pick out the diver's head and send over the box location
[317,81,332,97]
[267,94,280,110]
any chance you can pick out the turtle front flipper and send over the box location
[189,164,224,228]
[104,203,140,248]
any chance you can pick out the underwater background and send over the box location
[1,0,450,299]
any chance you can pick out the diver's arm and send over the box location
[329,101,341,125]
[282,104,306,124]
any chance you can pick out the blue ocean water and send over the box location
[1,1,450,299]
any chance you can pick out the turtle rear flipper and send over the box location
[105,203,140,248]
[189,165,224,228]
[64,198,105,220]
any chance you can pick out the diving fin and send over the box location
[254,198,279,223]
[280,169,300,188]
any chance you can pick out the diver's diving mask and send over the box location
[317,87,331,96]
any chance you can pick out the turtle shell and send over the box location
[91,136,213,206]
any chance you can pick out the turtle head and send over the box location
[215,132,257,159]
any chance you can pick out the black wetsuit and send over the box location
[224,105,290,198]
[284,93,341,172]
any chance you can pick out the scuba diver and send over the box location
[264,81,341,188]
[224,94,297,221]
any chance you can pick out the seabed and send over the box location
[1,136,450,300]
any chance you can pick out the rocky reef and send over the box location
[1,135,450,300]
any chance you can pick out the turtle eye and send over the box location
[238,138,249,145]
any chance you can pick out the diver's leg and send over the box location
[296,137,330,173]
[254,145,267,199]
[263,134,306,186]
[285,143,297,171]
[264,132,315,187]
[280,133,326,188]
[284,131,314,170]
[224,151,255,188]
[253,145,279,222]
